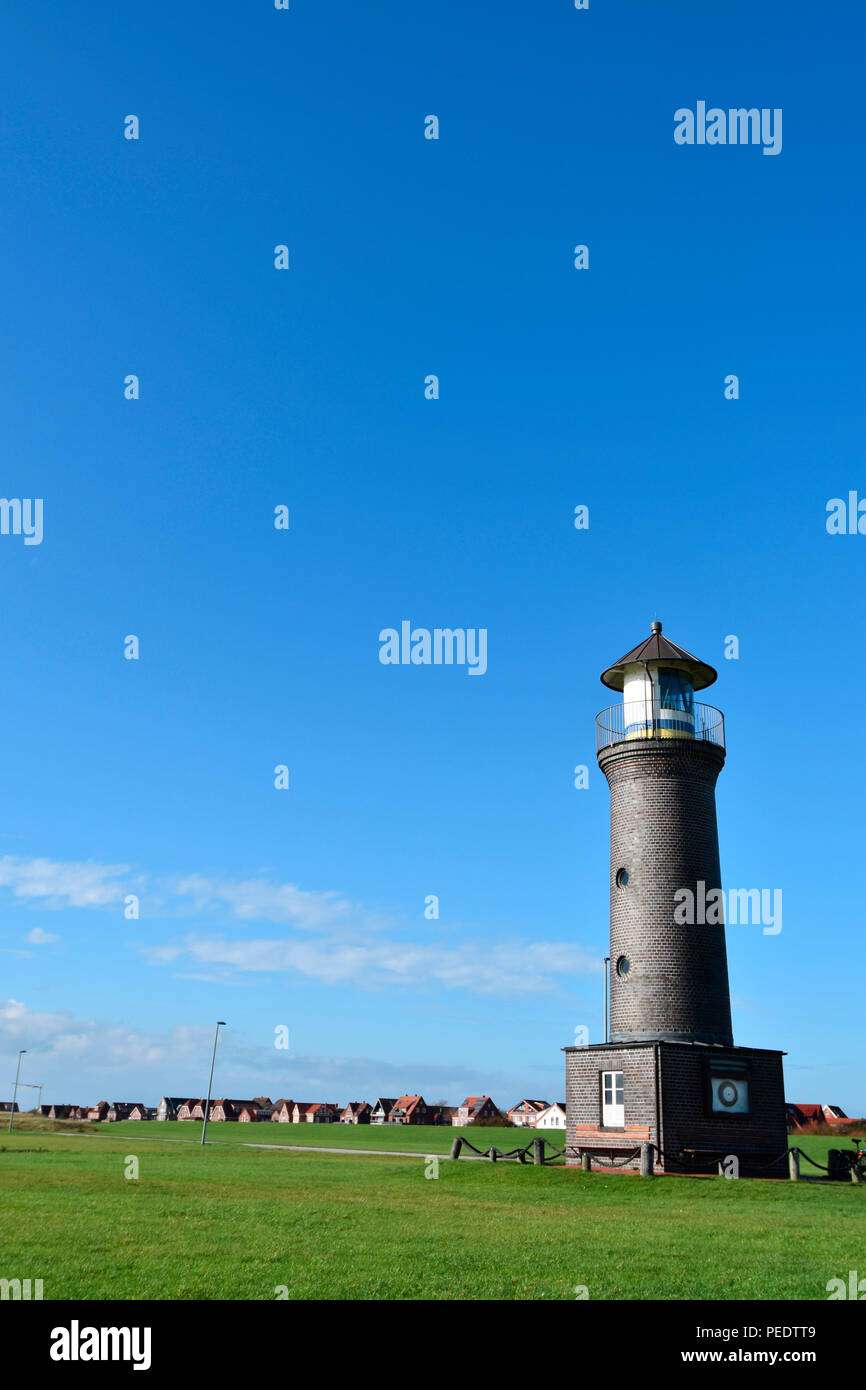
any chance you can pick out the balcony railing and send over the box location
[595,700,725,753]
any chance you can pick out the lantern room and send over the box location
[597,620,722,746]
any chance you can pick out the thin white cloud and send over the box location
[172,874,356,931]
[0,856,129,909]
[25,927,59,945]
[0,999,209,1071]
[141,934,599,996]
[0,855,600,999]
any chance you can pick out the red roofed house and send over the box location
[292,1102,339,1124]
[237,1104,273,1123]
[787,1103,862,1131]
[340,1102,372,1124]
[508,1099,549,1128]
[86,1102,110,1122]
[208,1098,273,1122]
[271,1099,295,1123]
[176,1100,204,1121]
[452,1095,501,1126]
[389,1095,428,1125]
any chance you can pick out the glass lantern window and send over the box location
[658,668,694,713]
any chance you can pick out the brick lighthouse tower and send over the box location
[564,621,787,1174]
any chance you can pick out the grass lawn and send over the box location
[1,1125,863,1300]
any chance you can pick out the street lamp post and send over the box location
[200,1023,226,1147]
[8,1050,26,1133]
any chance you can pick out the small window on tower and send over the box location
[616,955,630,978]
[616,868,629,888]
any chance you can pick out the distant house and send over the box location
[237,1105,272,1123]
[340,1102,371,1124]
[67,1106,86,1120]
[0,1101,19,1114]
[208,1099,263,1122]
[452,1095,501,1126]
[292,1102,339,1124]
[508,1099,548,1128]
[389,1095,428,1125]
[370,1098,397,1125]
[128,1105,156,1121]
[787,1102,862,1131]
[108,1103,145,1123]
[271,1099,295,1123]
[535,1102,567,1129]
[86,1101,110,1122]
[176,1100,203,1122]
[156,1097,188,1122]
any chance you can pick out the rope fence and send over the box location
[448,1134,864,1183]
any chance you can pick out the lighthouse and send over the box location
[564,621,787,1174]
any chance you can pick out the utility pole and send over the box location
[200,1022,226,1146]
[8,1080,44,1113]
[8,1050,26,1133]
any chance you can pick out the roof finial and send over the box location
[651,619,662,634]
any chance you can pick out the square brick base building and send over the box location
[564,1040,787,1175]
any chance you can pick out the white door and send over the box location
[602,1071,624,1127]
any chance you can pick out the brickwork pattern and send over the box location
[597,738,733,1045]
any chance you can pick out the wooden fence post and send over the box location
[640,1143,653,1177]
[489,1147,498,1162]
[788,1148,800,1182]
[581,1151,591,1172]
[450,1136,462,1161]
[533,1137,544,1166]
[516,1148,526,1164]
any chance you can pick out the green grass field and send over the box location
[1,1121,862,1299]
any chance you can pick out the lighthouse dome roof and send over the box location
[600,621,718,691]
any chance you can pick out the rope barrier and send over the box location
[451,1135,857,1180]
[744,1149,794,1172]
[795,1147,832,1174]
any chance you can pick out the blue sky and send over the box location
[0,0,863,1113]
